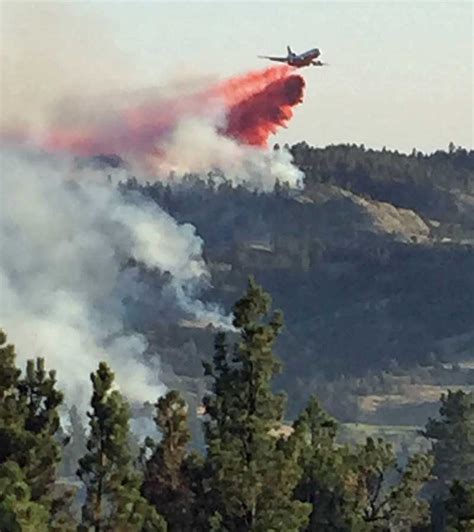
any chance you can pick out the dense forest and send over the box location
[117,143,474,423]
[1,279,473,531]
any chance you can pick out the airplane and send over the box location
[258,45,326,68]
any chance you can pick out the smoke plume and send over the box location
[0,147,231,409]
[5,66,305,190]
[1,5,309,417]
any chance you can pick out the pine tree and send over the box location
[292,396,352,530]
[423,391,474,527]
[142,390,195,531]
[0,329,73,529]
[17,358,64,500]
[293,396,432,531]
[379,451,434,530]
[0,461,50,531]
[340,438,432,530]
[77,362,166,532]
[424,390,474,491]
[0,329,20,400]
[444,480,474,532]
[202,278,310,531]
[0,329,23,468]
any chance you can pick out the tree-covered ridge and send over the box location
[117,143,474,424]
[1,280,473,530]
[290,142,473,194]
[290,142,474,227]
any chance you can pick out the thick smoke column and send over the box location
[16,66,306,188]
[0,148,231,409]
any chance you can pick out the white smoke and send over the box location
[35,91,304,192]
[0,147,231,410]
[155,116,303,191]
[1,3,304,192]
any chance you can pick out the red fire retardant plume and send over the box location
[223,74,305,146]
[3,65,305,158]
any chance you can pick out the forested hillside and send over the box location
[119,143,474,423]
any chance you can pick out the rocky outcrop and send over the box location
[299,184,431,243]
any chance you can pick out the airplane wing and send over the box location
[257,55,288,63]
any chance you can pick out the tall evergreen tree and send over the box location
[424,391,474,528]
[424,390,474,490]
[351,444,432,531]
[142,390,195,531]
[77,362,166,532]
[293,396,432,531]
[292,396,352,531]
[202,278,310,531]
[0,329,73,530]
[18,358,64,499]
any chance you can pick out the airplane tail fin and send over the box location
[287,45,293,56]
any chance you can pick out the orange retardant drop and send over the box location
[3,65,305,159]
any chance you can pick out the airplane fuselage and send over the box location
[287,48,321,67]
[258,46,324,68]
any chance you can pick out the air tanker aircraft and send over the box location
[258,45,325,68]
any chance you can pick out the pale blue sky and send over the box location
[2,1,472,153]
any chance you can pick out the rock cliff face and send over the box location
[355,197,431,242]
[299,184,431,243]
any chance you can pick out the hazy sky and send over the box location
[1,0,472,153]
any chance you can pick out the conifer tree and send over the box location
[293,396,432,530]
[423,391,474,526]
[0,329,20,399]
[202,278,310,531]
[0,461,50,531]
[17,358,64,498]
[444,480,474,532]
[324,438,433,531]
[0,329,73,529]
[292,396,351,530]
[0,336,63,498]
[142,390,196,531]
[364,449,433,530]
[77,362,166,532]
[424,390,474,490]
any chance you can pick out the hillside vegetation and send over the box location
[119,143,474,423]
[1,280,473,530]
